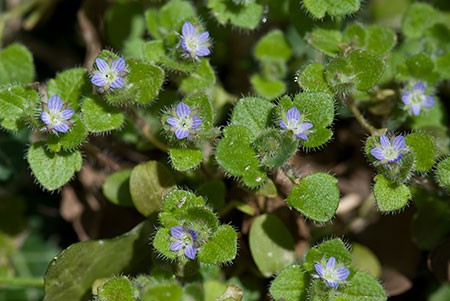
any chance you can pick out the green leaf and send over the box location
[250,75,286,100]
[270,265,308,301]
[44,219,155,300]
[401,2,440,39]
[373,174,411,212]
[286,172,340,222]
[436,157,450,189]
[143,40,165,63]
[145,9,160,38]
[337,271,387,300]
[27,142,82,191]
[102,169,134,207]
[197,181,226,211]
[215,125,267,188]
[46,115,88,151]
[207,0,263,29]
[129,161,176,217]
[161,189,205,216]
[0,43,34,85]
[306,28,342,57]
[141,282,183,301]
[230,97,275,138]
[180,60,216,94]
[0,86,39,131]
[123,37,145,60]
[351,243,382,278]
[326,50,385,91]
[293,92,334,128]
[303,0,360,19]
[365,25,396,55]
[436,52,450,80]
[169,148,203,171]
[197,225,237,264]
[158,0,196,32]
[397,53,439,83]
[405,132,436,172]
[343,23,366,48]
[81,95,124,133]
[301,128,333,148]
[303,238,352,273]
[248,214,295,277]
[253,129,298,167]
[297,62,331,93]
[98,276,134,301]
[254,30,292,62]
[182,206,219,232]
[153,228,177,260]
[106,60,164,105]
[47,68,91,111]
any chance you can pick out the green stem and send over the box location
[346,97,386,136]
[130,107,168,152]
[0,277,44,288]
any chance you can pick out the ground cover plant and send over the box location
[0,0,450,300]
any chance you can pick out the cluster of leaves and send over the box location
[1,0,450,300]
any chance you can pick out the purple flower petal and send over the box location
[176,102,191,119]
[61,109,75,120]
[326,280,339,287]
[388,153,403,163]
[111,58,126,74]
[170,240,184,251]
[175,128,190,139]
[195,45,210,57]
[326,257,336,270]
[197,32,209,44]
[379,135,390,149]
[401,91,411,105]
[54,122,69,133]
[297,122,313,132]
[110,76,124,89]
[96,58,109,73]
[296,132,308,140]
[91,73,107,87]
[188,229,197,242]
[392,136,405,152]
[422,95,435,108]
[166,117,179,127]
[41,111,50,125]
[191,115,202,130]
[182,22,196,38]
[411,103,421,116]
[370,147,386,160]
[184,244,197,259]
[170,226,186,239]
[181,39,190,54]
[286,107,301,123]
[335,267,350,281]
[314,263,325,277]
[413,82,426,93]
[279,121,288,130]
[48,95,63,112]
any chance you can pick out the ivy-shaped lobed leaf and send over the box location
[0,43,35,85]
[405,132,436,173]
[373,174,412,212]
[297,62,331,93]
[179,60,216,95]
[286,172,340,222]
[303,0,360,19]
[81,95,125,133]
[207,0,263,30]
[0,86,39,131]
[27,142,82,191]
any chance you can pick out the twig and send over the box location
[77,8,101,69]
[0,277,44,287]
[83,144,121,171]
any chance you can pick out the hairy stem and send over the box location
[346,97,386,136]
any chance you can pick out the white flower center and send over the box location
[48,111,63,127]
[177,117,193,130]
[186,37,200,52]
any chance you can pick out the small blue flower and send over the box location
[41,95,75,133]
[314,257,350,288]
[91,57,127,90]
[180,21,211,58]
[401,82,435,116]
[166,102,202,139]
[370,134,406,163]
[279,107,313,140]
[170,226,197,260]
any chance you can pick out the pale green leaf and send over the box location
[0,43,34,85]
[102,169,134,207]
[207,0,263,30]
[197,225,237,264]
[169,148,203,171]
[230,97,275,138]
[254,30,292,62]
[373,174,411,212]
[81,95,124,133]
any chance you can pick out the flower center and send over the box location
[178,117,192,129]
[48,111,63,127]
[411,92,423,105]
[186,37,200,52]
[384,147,399,161]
